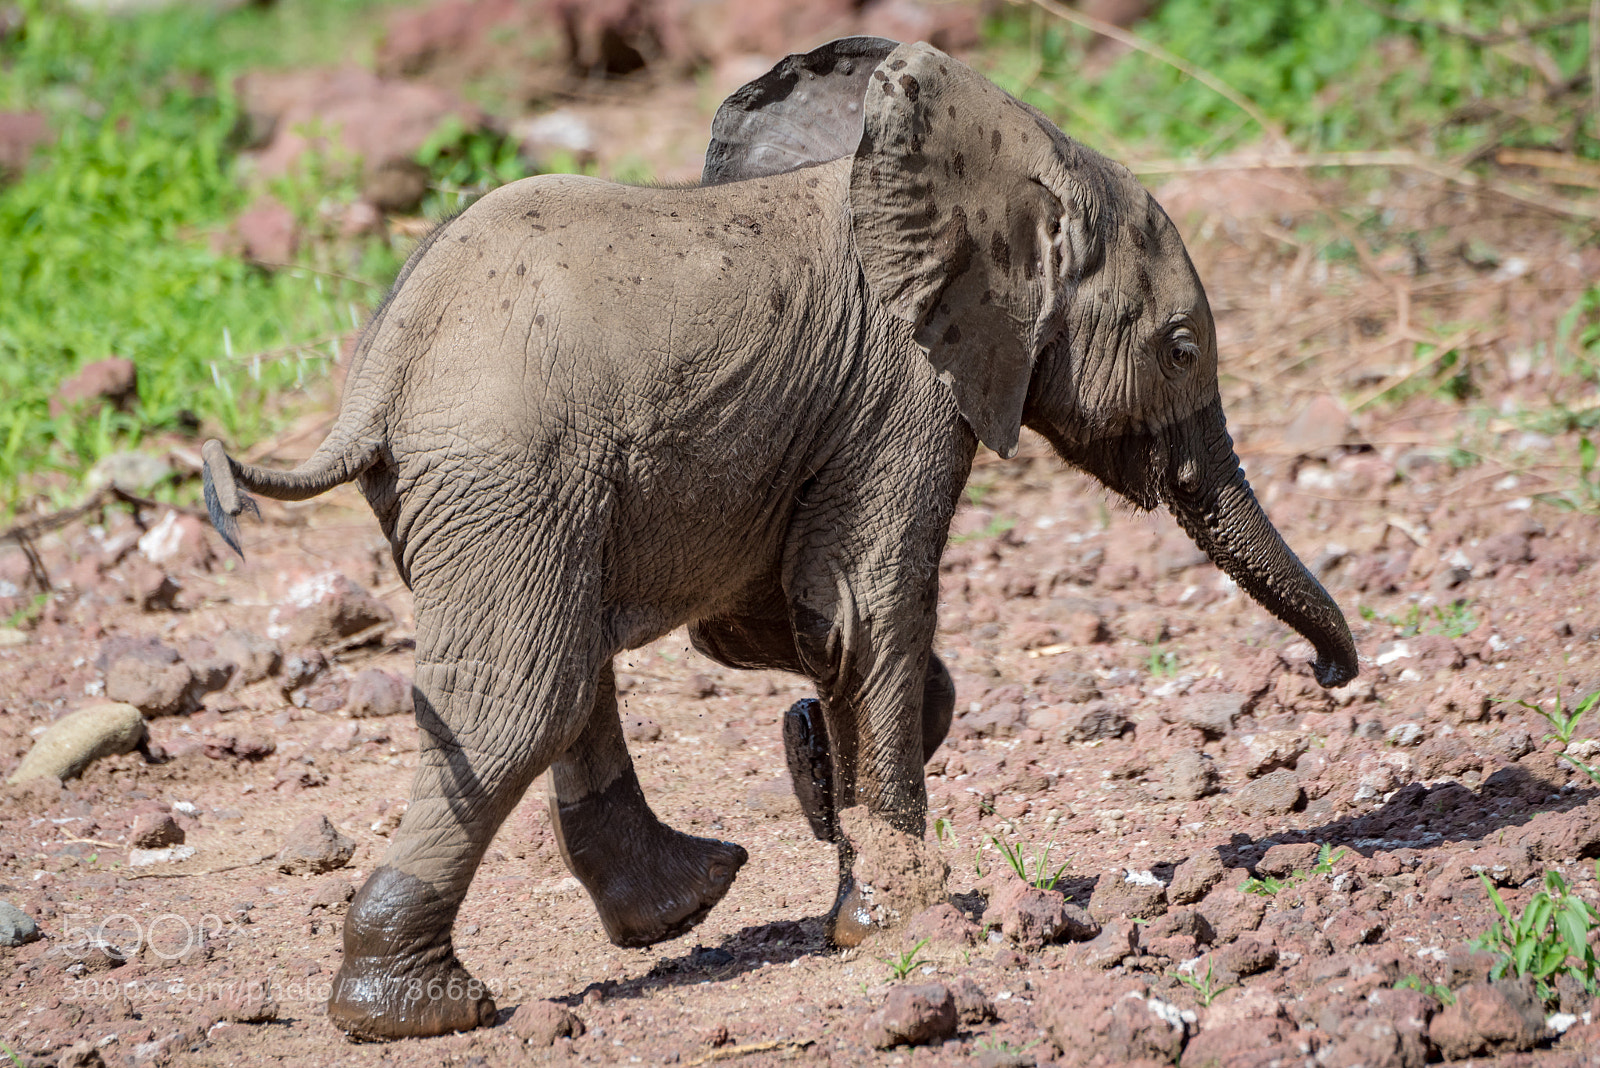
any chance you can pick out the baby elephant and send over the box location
[203,37,1357,1039]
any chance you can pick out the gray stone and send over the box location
[1174,693,1248,739]
[1235,768,1304,816]
[1159,749,1219,801]
[7,702,147,783]
[0,900,40,946]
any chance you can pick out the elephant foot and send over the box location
[552,769,748,948]
[825,808,950,948]
[328,866,496,1041]
[783,698,838,842]
[825,875,877,948]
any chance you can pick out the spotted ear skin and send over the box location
[702,36,899,185]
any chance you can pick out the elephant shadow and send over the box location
[1213,764,1600,875]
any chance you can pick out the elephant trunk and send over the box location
[1164,398,1359,688]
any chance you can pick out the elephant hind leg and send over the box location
[329,559,607,1040]
[550,663,747,947]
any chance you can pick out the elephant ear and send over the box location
[849,42,1101,458]
[702,36,899,185]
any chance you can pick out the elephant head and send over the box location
[706,38,1358,688]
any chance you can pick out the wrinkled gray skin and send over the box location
[202,38,1358,1040]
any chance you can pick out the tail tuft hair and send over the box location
[201,439,261,558]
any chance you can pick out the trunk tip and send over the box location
[1311,652,1358,689]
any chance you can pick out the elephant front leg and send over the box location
[792,616,951,947]
[782,652,954,844]
[549,663,748,947]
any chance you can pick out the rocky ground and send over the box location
[5,3,1600,1067]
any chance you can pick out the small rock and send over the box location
[1238,730,1309,777]
[862,983,957,1049]
[1325,908,1385,949]
[1144,909,1214,945]
[55,1040,105,1068]
[1235,768,1304,816]
[1428,979,1546,1058]
[50,356,137,418]
[1090,871,1169,921]
[345,668,413,718]
[0,900,41,947]
[1256,842,1320,878]
[1068,920,1139,969]
[105,656,194,716]
[276,814,356,875]
[234,196,298,264]
[129,844,196,866]
[683,673,717,699]
[1173,692,1248,739]
[1058,700,1130,742]
[1168,849,1225,905]
[947,976,997,1024]
[7,702,147,783]
[85,450,171,495]
[220,979,278,1023]
[904,902,980,948]
[275,573,393,648]
[1215,933,1278,979]
[281,647,327,692]
[130,811,185,849]
[988,884,1100,948]
[509,1000,584,1045]
[213,629,282,686]
[1159,749,1220,801]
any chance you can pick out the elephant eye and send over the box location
[1166,326,1200,370]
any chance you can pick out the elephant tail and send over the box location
[201,431,379,558]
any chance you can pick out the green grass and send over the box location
[981,0,1597,161]
[1472,866,1599,1003]
[1502,683,1600,746]
[0,0,519,515]
[1172,957,1231,1007]
[1240,844,1348,896]
[882,938,931,981]
[989,835,1071,891]
[1394,973,1455,1004]
[1358,599,1476,639]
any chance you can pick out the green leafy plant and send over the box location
[1394,974,1456,1004]
[1311,844,1349,877]
[1505,685,1600,746]
[882,938,931,981]
[4,593,48,631]
[1537,437,1600,515]
[949,514,1016,545]
[933,816,956,842]
[1145,643,1180,678]
[1472,867,1600,1003]
[1,1041,23,1068]
[1172,958,1230,1007]
[990,836,1071,891]
[1241,844,1347,895]
[1359,601,1476,639]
